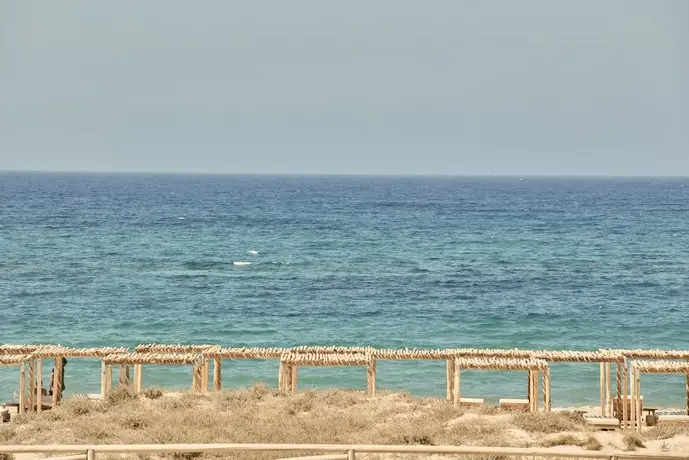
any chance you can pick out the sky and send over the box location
[0,0,687,176]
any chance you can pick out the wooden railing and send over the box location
[2,443,689,460]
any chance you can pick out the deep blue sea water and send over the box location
[2,172,689,407]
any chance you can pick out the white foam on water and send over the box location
[233,261,252,266]
[248,249,259,255]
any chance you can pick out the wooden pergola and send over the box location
[27,346,131,405]
[136,344,222,393]
[600,348,689,428]
[278,352,376,395]
[630,360,689,432]
[0,355,30,412]
[452,357,549,412]
[531,350,626,418]
[102,352,205,395]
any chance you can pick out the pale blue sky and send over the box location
[0,0,687,175]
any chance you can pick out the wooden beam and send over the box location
[446,359,454,402]
[19,362,25,413]
[622,361,628,429]
[28,359,35,413]
[367,360,376,396]
[100,361,107,399]
[291,365,298,394]
[214,358,222,392]
[453,367,460,407]
[542,366,551,412]
[605,362,611,417]
[36,359,43,413]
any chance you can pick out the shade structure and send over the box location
[101,353,205,397]
[629,360,689,432]
[279,352,376,396]
[452,357,549,412]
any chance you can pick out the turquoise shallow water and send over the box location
[1,173,689,407]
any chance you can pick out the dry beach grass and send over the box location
[2,384,689,459]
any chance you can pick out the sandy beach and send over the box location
[2,385,689,459]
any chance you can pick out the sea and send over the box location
[2,172,689,408]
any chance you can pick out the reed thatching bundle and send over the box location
[136,344,221,354]
[0,354,29,365]
[0,344,46,355]
[213,347,287,359]
[290,345,375,354]
[453,348,536,358]
[531,350,624,362]
[280,352,373,366]
[601,349,689,359]
[30,346,130,358]
[454,357,548,370]
[632,360,689,373]
[102,352,203,365]
[375,348,453,360]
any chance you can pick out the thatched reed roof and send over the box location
[0,344,47,355]
[632,360,689,374]
[0,354,30,366]
[601,349,689,360]
[213,347,287,359]
[375,348,454,360]
[290,345,376,354]
[29,346,130,358]
[102,353,203,365]
[136,344,221,354]
[531,350,624,362]
[454,348,536,359]
[455,357,548,370]
[281,352,374,366]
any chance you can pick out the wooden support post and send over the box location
[278,361,284,393]
[367,360,376,396]
[87,448,96,460]
[192,363,202,393]
[615,362,622,420]
[686,372,689,416]
[446,359,454,402]
[283,363,291,393]
[542,366,551,412]
[630,365,635,430]
[106,365,113,392]
[453,363,460,407]
[605,362,611,417]
[19,362,26,413]
[291,365,298,394]
[635,367,642,432]
[202,357,210,393]
[36,359,43,413]
[52,358,64,407]
[100,361,107,400]
[214,358,222,392]
[600,363,605,416]
[527,369,532,406]
[622,360,628,429]
[533,369,540,412]
[347,449,356,460]
[28,359,35,413]
[134,364,143,393]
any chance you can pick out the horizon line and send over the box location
[2,169,689,179]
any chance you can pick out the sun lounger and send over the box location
[584,415,620,430]
[499,398,530,412]
[458,397,485,408]
[657,414,689,424]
